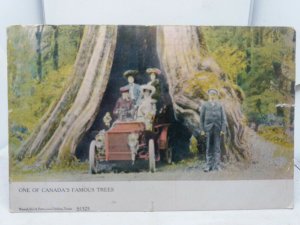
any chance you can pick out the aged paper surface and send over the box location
[8,25,295,211]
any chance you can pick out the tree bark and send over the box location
[53,26,59,70]
[17,25,117,167]
[156,26,250,162]
[17,25,249,167]
[36,25,44,81]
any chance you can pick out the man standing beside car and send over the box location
[200,88,227,172]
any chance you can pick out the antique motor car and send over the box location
[89,120,172,174]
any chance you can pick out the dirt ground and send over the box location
[11,129,293,182]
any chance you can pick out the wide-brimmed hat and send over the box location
[120,86,130,93]
[123,70,139,78]
[207,88,219,95]
[141,84,156,96]
[146,68,161,75]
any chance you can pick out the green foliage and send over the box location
[258,126,293,148]
[9,65,73,153]
[56,26,84,68]
[184,71,222,99]
[10,159,89,182]
[39,25,83,79]
[51,159,89,172]
[7,25,83,153]
[201,27,248,82]
[244,88,286,116]
[189,136,198,156]
[201,27,295,127]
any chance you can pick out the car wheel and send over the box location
[89,140,97,174]
[148,139,156,173]
[166,147,172,164]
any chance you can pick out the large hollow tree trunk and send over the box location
[17,25,117,167]
[17,25,249,168]
[156,26,250,162]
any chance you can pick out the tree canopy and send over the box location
[200,27,295,128]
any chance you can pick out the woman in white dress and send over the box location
[137,85,157,131]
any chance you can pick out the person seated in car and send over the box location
[146,67,161,101]
[137,84,157,130]
[113,86,135,121]
[123,70,141,107]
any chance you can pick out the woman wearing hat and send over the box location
[146,68,161,101]
[137,84,157,130]
[123,70,141,107]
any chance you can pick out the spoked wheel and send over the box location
[148,139,156,173]
[89,140,97,174]
[164,134,172,164]
[165,147,172,164]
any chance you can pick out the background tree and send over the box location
[201,26,295,129]
[12,26,117,168]
[8,25,84,158]
[8,25,295,168]
[157,26,250,162]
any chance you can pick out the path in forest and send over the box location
[246,129,292,174]
[11,129,293,182]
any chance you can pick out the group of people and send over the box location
[112,68,162,131]
[104,68,228,172]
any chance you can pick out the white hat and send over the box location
[146,68,161,75]
[141,84,156,96]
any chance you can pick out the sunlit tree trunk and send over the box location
[17,25,118,167]
[156,26,250,162]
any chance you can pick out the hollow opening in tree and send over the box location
[75,26,191,162]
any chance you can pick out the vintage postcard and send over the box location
[8,25,295,211]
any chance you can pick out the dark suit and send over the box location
[200,101,227,169]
